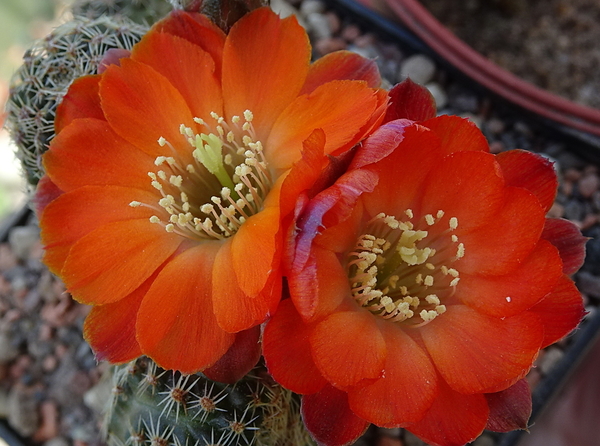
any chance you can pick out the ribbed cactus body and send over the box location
[105,358,315,446]
[5,15,148,185]
[71,0,174,24]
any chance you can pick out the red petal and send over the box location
[310,310,386,388]
[212,240,280,332]
[542,218,588,274]
[222,8,310,139]
[458,240,563,318]
[83,277,152,363]
[496,150,557,213]
[421,305,544,394]
[131,31,223,119]
[385,78,436,122]
[54,75,104,134]
[406,378,489,446]
[302,385,370,446]
[457,186,546,276]
[347,324,437,426]
[40,186,158,274]
[263,299,328,394]
[203,326,261,384]
[301,50,381,95]
[99,58,194,158]
[422,115,489,155]
[136,243,235,373]
[528,275,585,348]
[485,378,532,432]
[153,11,226,76]
[62,219,181,305]
[44,118,155,192]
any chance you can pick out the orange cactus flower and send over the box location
[263,81,587,446]
[37,7,387,374]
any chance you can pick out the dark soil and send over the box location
[417,0,600,109]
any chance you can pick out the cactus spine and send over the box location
[105,357,315,446]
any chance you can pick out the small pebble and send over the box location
[537,346,565,375]
[576,271,600,299]
[306,12,332,40]
[300,0,325,15]
[578,173,600,198]
[399,54,436,85]
[425,82,448,109]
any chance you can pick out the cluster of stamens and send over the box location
[348,209,465,326]
[129,110,272,241]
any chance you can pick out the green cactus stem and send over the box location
[104,357,315,446]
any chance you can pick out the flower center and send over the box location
[130,110,272,241]
[347,209,464,326]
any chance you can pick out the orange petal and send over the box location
[263,299,328,394]
[421,305,544,394]
[41,186,158,274]
[457,186,546,275]
[44,118,155,192]
[310,310,386,388]
[55,75,104,133]
[528,275,585,348]
[153,10,226,76]
[406,377,489,446]
[422,115,490,155]
[496,149,557,212]
[136,243,235,373]
[83,276,154,363]
[131,31,223,119]
[302,385,370,446]
[458,240,563,318]
[266,80,384,170]
[99,58,195,158]
[301,50,381,95]
[212,239,280,332]
[419,151,505,233]
[62,219,181,305]
[347,324,437,426]
[222,8,310,139]
[231,206,280,298]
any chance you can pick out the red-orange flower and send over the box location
[37,7,387,374]
[263,81,586,446]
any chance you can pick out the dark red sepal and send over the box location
[485,379,532,432]
[384,78,436,123]
[33,175,63,216]
[203,326,261,384]
[542,218,588,275]
[302,384,370,446]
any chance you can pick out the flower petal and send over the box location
[457,186,546,276]
[62,219,181,305]
[100,58,194,158]
[136,243,235,373]
[83,276,152,363]
[203,326,261,384]
[212,239,280,332]
[222,8,310,138]
[347,324,437,426]
[41,186,158,274]
[384,78,436,122]
[310,310,386,388]
[496,149,557,212]
[55,75,104,133]
[528,275,585,348]
[458,240,563,318]
[266,80,385,170]
[263,299,328,394]
[301,50,381,95]
[302,385,370,446]
[542,218,588,274]
[131,31,223,119]
[421,305,544,394]
[485,379,532,432]
[44,118,154,192]
[422,115,489,155]
[406,378,489,446]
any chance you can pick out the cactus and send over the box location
[105,357,315,446]
[4,15,149,186]
[71,0,174,25]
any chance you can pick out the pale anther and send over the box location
[425,214,435,225]
[129,201,141,207]
[449,217,458,230]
